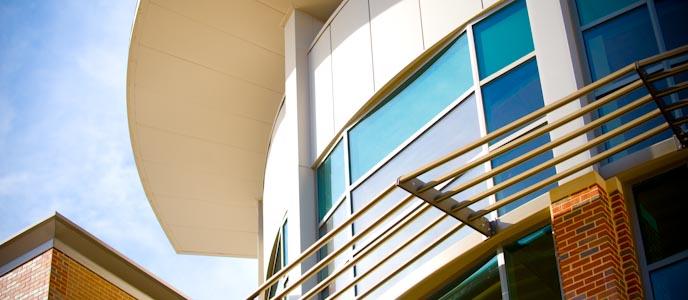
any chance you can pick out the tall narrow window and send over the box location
[316,141,345,220]
[632,165,688,299]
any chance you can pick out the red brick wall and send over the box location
[49,249,134,300]
[0,248,135,300]
[551,183,643,299]
[610,190,643,299]
[0,249,52,300]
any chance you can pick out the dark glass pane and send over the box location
[317,141,345,221]
[348,34,473,182]
[656,0,688,51]
[434,256,502,300]
[492,133,556,215]
[474,0,534,79]
[575,0,638,27]
[633,165,688,264]
[504,226,562,300]
[650,257,688,300]
[481,59,545,135]
[582,6,658,81]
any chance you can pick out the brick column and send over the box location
[549,172,643,299]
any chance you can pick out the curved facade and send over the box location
[128,0,688,299]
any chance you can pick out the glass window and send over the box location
[474,0,534,79]
[655,0,688,51]
[281,220,288,265]
[633,165,688,264]
[348,34,473,182]
[650,258,688,300]
[434,256,502,300]
[582,6,658,82]
[504,226,562,299]
[633,165,688,299]
[317,141,345,221]
[351,95,482,246]
[574,0,638,27]
[481,58,545,135]
[317,200,354,299]
[492,133,556,215]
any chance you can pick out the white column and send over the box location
[527,0,593,181]
[284,9,323,295]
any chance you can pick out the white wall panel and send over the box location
[330,0,375,131]
[369,0,425,89]
[309,28,336,159]
[261,105,292,273]
[419,0,482,46]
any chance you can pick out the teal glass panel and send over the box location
[650,257,688,300]
[492,133,556,215]
[582,6,658,81]
[348,34,473,182]
[505,226,562,299]
[434,256,501,300]
[474,0,534,79]
[656,0,688,50]
[281,220,288,265]
[316,141,345,221]
[632,166,688,264]
[575,0,638,27]
[481,58,544,135]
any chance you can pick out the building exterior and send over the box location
[126,0,687,299]
[0,213,186,300]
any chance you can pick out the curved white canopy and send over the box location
[127,0,338,257]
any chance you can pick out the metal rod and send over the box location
[646,61,688,82]
[270,203,432,299]
[397,64,637,183]
[469,122,670,219]
[327,222,465,300]
[451,108,661,214]
[300,204,440,300]
[434,93,652,203]
[417,80,645,195]
[248,185,397,299]
[638,45,688,67]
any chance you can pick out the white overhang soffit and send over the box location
[126,0,339,258]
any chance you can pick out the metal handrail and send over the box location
[249,45,688,300]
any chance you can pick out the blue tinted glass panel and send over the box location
[492,133,557,215]
[348,35,473,182]
[317,141,345,220]
[656,0,688,50]
[583,6,658,81]
[281,220,288,265]
[482,58,545,134]
[575,0,638,27]
[651,258,688,300]
[474,0,534,79]
[597,87,672,163]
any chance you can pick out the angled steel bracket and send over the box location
[636,62,688,148]
[397,178,494,236]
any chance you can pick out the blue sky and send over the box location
[0,1,257,299]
